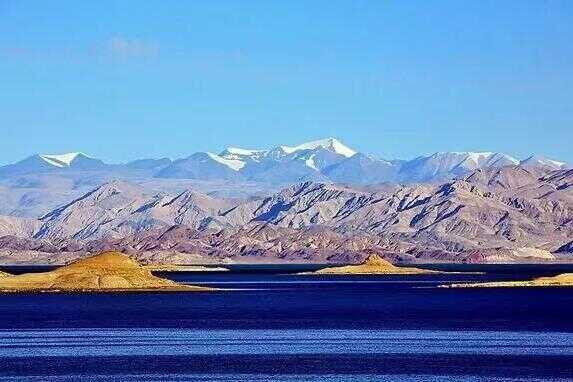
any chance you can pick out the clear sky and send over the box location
[1,0,572,165]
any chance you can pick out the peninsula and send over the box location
[445,273,573,288]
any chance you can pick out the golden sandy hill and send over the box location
[308,255,440,275]
[445,273,573,288]
[0,251,211,293]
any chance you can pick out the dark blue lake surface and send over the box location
[0,265,572,381]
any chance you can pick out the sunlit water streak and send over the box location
[0,328,571,357]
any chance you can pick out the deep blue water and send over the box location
[0,265,572,381]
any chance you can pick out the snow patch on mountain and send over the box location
[545,158,567,168]
[282,138,356,158]
[459,152,519,167]
[521,155,567,169]
[39,153,85,168]
[219,147,269,163]
[463,152,494,164]
[206,153,245,171]
[304,154,319,171]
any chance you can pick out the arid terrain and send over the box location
[0,163,570,265]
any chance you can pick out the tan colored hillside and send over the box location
[308,255,440,275]
[446,273,573,288]
[0,251,212,293]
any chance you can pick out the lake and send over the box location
[0,265,572,381]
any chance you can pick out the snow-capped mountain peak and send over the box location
[281,138,357,158]
[39,152,87,168]
[218,138,356,167]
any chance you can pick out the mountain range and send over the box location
[0,138,568,218]
[0,158,571,265]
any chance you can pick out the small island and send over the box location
[144,264,229,272]
[305,254,441,275]
[444,273,573,288]
[0,251,212,293]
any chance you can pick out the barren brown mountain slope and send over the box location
[221,167,572,253]
[34,181,232,241]
[0,166,571,264]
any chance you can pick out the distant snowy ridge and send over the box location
[0,138,569,188]
[215,138,357,172]
[520,155,568,170]
[223,147,267,156]
[279,137,357,158]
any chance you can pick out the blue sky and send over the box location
[1,0,572,165]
